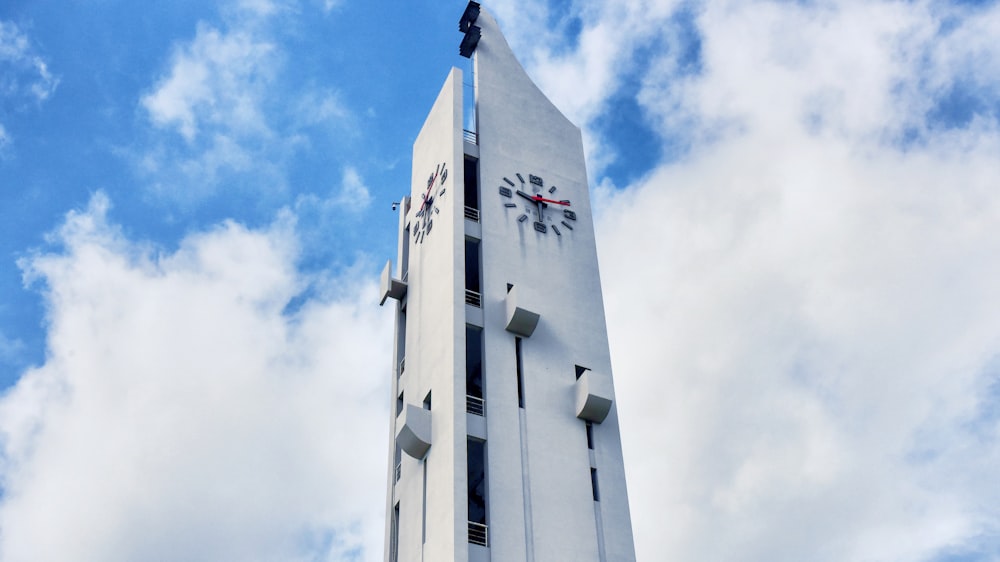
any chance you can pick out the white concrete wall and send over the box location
[386,68,469,562]
[473,8,636,562]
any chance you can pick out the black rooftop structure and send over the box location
[459,2,481,32]
[459,1,481,58]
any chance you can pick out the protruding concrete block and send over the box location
[396,404,432,459]
[504,285,540,337]
[575,370,613,424]
[379,260,407,306]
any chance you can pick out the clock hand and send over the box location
[518,190,570,206]
[423,180,434,204]
[422,169,440,206]
[530,195,570,206]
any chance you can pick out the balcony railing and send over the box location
[463,129,478,145]
[466,395,485,417]
[465,289,482,308]
[464,206,480,222]
[468,521,488,546]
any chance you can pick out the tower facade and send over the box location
[379,4,635,561]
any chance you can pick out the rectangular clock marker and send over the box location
[549,186,557,194]
[503,177,515,186]
[516,173,525,183]
[561,220,574,230]
[552,225,561,235]
[518,214,528,222]
[504,203,517,208]
[499,186,512,197]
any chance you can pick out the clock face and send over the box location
[498,172,576,236]
[414,161,448,244]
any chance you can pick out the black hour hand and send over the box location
[516,190,536,203]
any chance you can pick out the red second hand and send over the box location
[531,195,570,206]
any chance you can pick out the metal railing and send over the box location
[466,395,485,416]
[463,129,478,145]
[465,289,482,308]
[468,521,488,546]
[464,206,480,222]
[394,462,402,482]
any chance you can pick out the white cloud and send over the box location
[0,20,59,149]
[0,331,24,364]
[294,89,351,127]
[333,167,372,214]
[578,1,1000,560]
[0,20,59,104]
[135,5,358,202]
[1,193,392,562]
[320,0,342,13]
[142,24,276,143]
[294,166,373,229]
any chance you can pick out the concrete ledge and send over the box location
[396,404,432,459]
[379,260,407,306]
[504,285,540,337]
[575,371,613,424]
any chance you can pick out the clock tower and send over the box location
[379,4,636,561]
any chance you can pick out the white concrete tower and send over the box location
[379,4,635,561]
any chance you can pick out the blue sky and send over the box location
[2,0,1000,561]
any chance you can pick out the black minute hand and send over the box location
[515,189,536,202]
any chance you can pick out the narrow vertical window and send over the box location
[401,225,410,279]
[466,325,485,416]
[464,157,480,211]
[586,421,594,450]
[390,502,400,562]
[591,468,600,501]
[422,461,428,544]
[423,390,432,410]
[467,437,488,546]
[514,337,525,408]
[464,239,482,307]
[397,308,406,377]
[394,442,402,482]
[396,391,404,416]
[575,365,589,379]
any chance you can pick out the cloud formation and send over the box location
[577,1,1000,560]
[0,193,391,562]
[0,20,59,150]
[142,24,276,143]
[470,0,1000,559]
[136,2,355,202]
[332,167,373,214]
[0,20,59,104]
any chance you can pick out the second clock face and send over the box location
[414,161,448,245]
[499,172,577,236]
